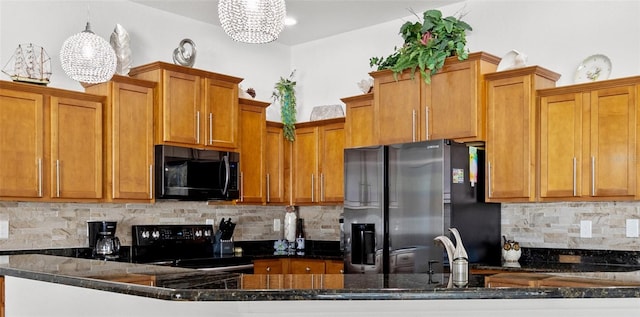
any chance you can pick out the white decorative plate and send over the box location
[574,54,612,83]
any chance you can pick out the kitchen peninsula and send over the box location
[1,254,640,316]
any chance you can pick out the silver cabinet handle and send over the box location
[266,173,271,203]
[591,156,596,196]
[240,172,244,202]
[196,111,201,144]
[321,173,325,202]
[425,106,430,140]
[311,174,315,202]
[573,157,577,196]
[411,109,417,142]
[37,158,42,197]
[56,160,61,197]
[305,267,311,273]
[488,161,492,198]
[208,112,213,145]
[149,164,153,199]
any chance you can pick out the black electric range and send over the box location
[131,224,253,273]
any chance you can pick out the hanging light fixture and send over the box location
[60,21,117,84]
[218,0,286,44]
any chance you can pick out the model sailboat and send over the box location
[2,43,52,85]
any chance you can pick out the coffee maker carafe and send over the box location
[88,221,121,259]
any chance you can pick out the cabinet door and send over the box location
[292,126,319,204]
[589,86,636,198]
[253,259,284,274]
[239,103,266,204]
[428,60,479,140]
[161,70,201,145]
[318,122,344,203]
[110,82,154,200]
[204,78,238,149]
[266,124,286,204]
[343,94,375,148]
[50,97,102,199]
[539,93,583,199]
[289,259,325,274]
[486,75,535,201]
[0,89,44,198]
[325,260,344,274]
[374,71,422,145]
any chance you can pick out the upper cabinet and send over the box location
[368,52,500,146]
[485,66,560,202]
[85,75,156,202]
[238,98,269,204]
[0,81,105,202]
[291,118,345,205]
[129,62,242,150]
[266,122,288,204]
[342,93,375,148]
[539,78,638,201]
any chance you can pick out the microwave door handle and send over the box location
[222,154,230,195]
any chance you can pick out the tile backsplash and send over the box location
[1,201,639,251]
[0,202,342,250]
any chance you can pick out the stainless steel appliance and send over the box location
[88,221,121,259]
[131,224,253,272]
[155,145,240,201]
[343,139,501,274]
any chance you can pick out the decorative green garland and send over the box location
[272,71,297,142]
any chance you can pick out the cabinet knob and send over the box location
[305,267,311,273]
[266,266,271,272]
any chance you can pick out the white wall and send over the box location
[0,0,290,120]
[291,0,640,121]
[2,1,640,122]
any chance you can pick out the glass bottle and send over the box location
[296,218,305,251]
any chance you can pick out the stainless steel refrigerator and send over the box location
[343,139,501,274]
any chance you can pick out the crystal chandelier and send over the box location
[60,22,117,84]
[218,0,286,44]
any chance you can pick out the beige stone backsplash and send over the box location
[0,202,342,250]
[2,201,640,251]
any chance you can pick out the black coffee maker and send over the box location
[88,221,121,259]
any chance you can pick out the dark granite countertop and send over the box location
[1,254,640,301]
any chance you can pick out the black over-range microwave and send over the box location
[155,145,239,201]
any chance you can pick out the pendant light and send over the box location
[60,21,117,84]
[218,0,286,44]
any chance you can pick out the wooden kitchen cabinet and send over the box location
[0,81,105,202]
[253,258,343,274]
[253,258,285,274]
[238,98,269,204]
[426,52,499,143]
[370,52,499,145]
[484,66,560,202]
[265,122,288,204]
[291,118,345,205]
[484,272,552,288]
[539,79,638,200]
[129,61,242,150]
[342,93,375,148]
[50,95,103,199]
[0,86,44,198]
[85,75,156,202]
[241,273,343,290]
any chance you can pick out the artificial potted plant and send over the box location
[272,71,297,142]
[370,9,472,84]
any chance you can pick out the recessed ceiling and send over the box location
[132,0,461,45]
